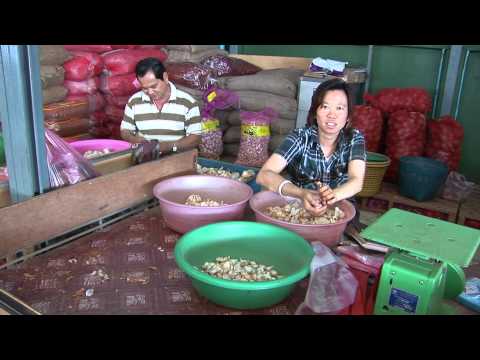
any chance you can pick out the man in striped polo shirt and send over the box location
[120,57,202,157]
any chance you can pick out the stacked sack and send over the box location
[40,45,94,142]
[164,51,264,158]
[164,45,227,109]
[165,45,227,64]
[364,88,432,182]
[99,47,168,139]
[218,68,303,157]
[61,49,106,141]
[63,45,167,139]
[40,45,70,105]
[425,115,464,172]
[351,105,384,153]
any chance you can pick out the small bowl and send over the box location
[249,191,356,247]
[174,221,315,309]
[153,175,253,234]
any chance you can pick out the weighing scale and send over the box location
[360,208,480,315]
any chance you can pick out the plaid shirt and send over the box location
[274,126,366,190]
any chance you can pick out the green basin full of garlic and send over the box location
[200,256,282,282]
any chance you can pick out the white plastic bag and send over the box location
[296,242,358,315]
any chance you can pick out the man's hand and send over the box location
[301,189,328,216]
[132,140,162,165]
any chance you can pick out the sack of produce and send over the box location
[236,107,278,168]
[425,115,464,171]
[384,110,427,182]
[199,87,239,157]
[63,51,104,81]
[200,54,261,77]
[364,88,432,115]
[351,105,384,152]
[102,48,168,76]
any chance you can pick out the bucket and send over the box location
[398,156,448,202]
[357,152,391,197]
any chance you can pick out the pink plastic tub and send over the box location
[153,175,253,234]
[249,191,356,247]
[69,139,131,155]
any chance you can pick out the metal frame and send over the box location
[440,45,463,116]
[0,45,49,203]
[454,48,480,119]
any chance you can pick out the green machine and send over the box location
[360,208,480,315]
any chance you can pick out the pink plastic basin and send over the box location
[153,175,254,234]
[249,191,356,247]
[69,139,131,155]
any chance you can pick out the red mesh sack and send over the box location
[200,54,261,77]
[364,88,432,115]
[102,48,168,76]
[166,62,216,91]
[425,116,464,171]
[89,111,109,127]
[64,45,113,53]
[384,110,427,182]
[107,122,122,139]
[89,125,112,138]
[64,77,100,96]
[63,51,104,81]
[105,105,124,122]
[99,73,141,96]
[105,94,129,108]
[351,105,384,152]
[66,91,106,112]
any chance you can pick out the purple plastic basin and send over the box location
[153,175,254,234]
[249,191,356,247]
[69,139,131,155]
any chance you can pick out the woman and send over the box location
[256,78,366,225]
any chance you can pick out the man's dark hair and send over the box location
[135,57,166,80]
[306,78,354,128]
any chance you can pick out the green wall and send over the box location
[238,45,479,182]
[453,46,480,183]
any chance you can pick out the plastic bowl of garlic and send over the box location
[174,221,314,309]
[69,139,131,159]
[153,175,253,234]
[249,191,356,247]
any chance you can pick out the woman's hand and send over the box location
[317,182,337,206]
[301,189,328,216]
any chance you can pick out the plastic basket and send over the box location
[197,157,261,193]
[357,152,391,198]
[398,156,448,202]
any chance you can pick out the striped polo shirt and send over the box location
[120,81,202,142]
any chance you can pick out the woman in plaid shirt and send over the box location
[256,78,366,220]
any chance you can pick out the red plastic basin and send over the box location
[249,190,356,247]
[69,139,131,155]
[153,175,253,234]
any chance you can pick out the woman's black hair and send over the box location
[306,78,354,132]
[135,57,166,80]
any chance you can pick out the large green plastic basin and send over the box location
[174,221,314,310]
